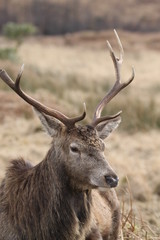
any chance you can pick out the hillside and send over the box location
[0,0,160,34]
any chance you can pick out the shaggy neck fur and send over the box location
[0,145,92,240]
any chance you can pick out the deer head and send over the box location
[0,30,134,190]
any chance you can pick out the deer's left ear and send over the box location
[96,116,121,140]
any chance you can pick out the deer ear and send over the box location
[96,117,121,140]
[33,108,62,137]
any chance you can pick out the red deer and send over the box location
[0,30,134,240]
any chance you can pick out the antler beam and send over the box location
[91,30,135,127]
[0,65,86,129]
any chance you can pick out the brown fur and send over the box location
[0,117,120,240]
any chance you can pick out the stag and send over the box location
[0,30,134,240]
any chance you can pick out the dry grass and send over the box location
[121,179,160,239]
[0,31,160,238]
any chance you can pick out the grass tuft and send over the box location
[121,178,159,239]
[0,48,17,61]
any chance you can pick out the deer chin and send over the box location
[89,177,108,189]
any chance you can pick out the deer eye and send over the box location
[70,144,79,154]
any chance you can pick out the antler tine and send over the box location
[0,66,86,128]
[92,30,135,127]
[114,29,124,62]
[107,29,124,82]
[15,64,24,88]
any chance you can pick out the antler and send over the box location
[91,30,135,127]
[0,65,86,129]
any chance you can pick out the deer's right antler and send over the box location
[0,65,86,129]
[91,30,135,127]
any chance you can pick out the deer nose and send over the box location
[105,175,119,188]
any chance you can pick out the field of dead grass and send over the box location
[0,30,160,238]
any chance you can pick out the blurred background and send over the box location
[0,0,160,238]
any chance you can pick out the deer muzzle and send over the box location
[105,174,119,188]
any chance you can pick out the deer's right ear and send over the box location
[33,108,62,137]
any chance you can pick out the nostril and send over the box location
[105,175,119,188]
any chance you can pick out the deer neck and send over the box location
[39,144,92,213]
[34,146,92,238]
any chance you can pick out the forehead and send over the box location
[68,125,103,149]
